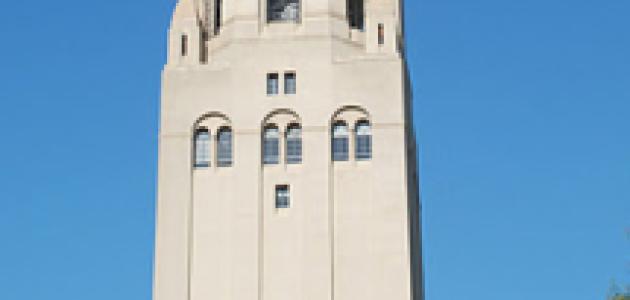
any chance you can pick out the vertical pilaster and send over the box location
[154,133,192,300]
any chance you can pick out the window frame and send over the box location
[194,128,211,168]
[263,125,280,165]
[267,73,280,96]
[181,34,189,57]
[355,120,372,161]
[275,185,290,209]
[216,127,233,167]
[378,23,385,46]
[285,123,302,164]
[214,0,222,35]
[347,0,364,30]
[284,72,297,95]
[267,0,301,23]
[332,121,350,162]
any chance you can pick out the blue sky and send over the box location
[0,0,628,300]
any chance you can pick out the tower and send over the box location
[154,0,422,299]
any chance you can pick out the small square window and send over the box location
[284,72,296,95]
[267,73,279,95]
[275,185,290,209]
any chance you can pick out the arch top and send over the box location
[262,108,302,128]
[331,105,371,125]
[194,111,231,125]
[193,111,232,133]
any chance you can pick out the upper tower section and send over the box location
[167,0,405,67]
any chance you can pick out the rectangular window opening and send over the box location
[194,130,210,168]
[332,138,349,161]
[214,0,222,35]
[286,134,302,164]
[284,72,296,95]
[267,0,301,23]
[181,34,189,57]
[267,73,279,95]
[378,23,385,46]
[217,130,232,167]
[347,0,364,30]
[263,127,280,165]
[275,185,290,209]
[263,139,279,164]
[356,136,372,160]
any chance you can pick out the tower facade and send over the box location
[154,0,422,300]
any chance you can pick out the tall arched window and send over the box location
[355,120,372,160]
[286,124,302,164]
[194,128,210,168]
[263,125,280,165]
[217,127,232,167]
[268,0,300,22]
[332,122,349,162]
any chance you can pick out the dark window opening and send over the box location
[194,128,210,168]
[267,73,279,95]
[347,0,364,30]
[355,120,372,160]
[217,127,232,167]
[332,121,349,162]
[284,72,296,95]
[214,0,222,35]
[286,124,302,164]
[275,185,290,208]
[268,0,301,23]
[378,23,385,45]
[263,125,280,165]
[181,34,188,56]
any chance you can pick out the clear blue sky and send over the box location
[0,0,627,299]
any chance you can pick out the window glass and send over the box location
[347,0,364,30]
[332,122,349,161]
[284,72,296,95]
[267,73,279,95]
[263,126,280,165]
[217,127,232,167]
[286,124,302,164]
[355,121,372,160]
[181,34,188,56]
[378,23,385,45]
[275,185,290,208]
[214,0,222,35]
[268,0,300,22]
[194,129,210,167]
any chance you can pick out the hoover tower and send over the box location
[154,0,422,299]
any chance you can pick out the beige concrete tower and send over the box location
[154,0,422,299]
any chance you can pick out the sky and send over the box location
[0,0,628,300]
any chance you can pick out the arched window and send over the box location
[286,124,302,164]
[355,120,372,160]
[194,128,210,168]
[217,127,232,167]
[268,0,300,22]
[332,122,349,162]
[263,125,280,165]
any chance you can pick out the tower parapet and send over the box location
[167,0,404,66]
